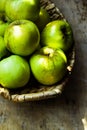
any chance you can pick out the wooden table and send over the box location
[0,0,87,130]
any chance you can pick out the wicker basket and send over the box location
[0,0,75,102]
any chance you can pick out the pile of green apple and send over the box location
[0,0,74,89]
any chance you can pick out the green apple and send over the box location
[0,55,30,89]
[41,20,74,52]
[30,46,67,85]
[0,36,9,60]
[35,8,50,32]
[0,20,9,36]
[4,20,40,56]
[5,0,40,22]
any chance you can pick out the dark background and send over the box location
[0,0,87,130]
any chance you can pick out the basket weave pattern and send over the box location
[0,0,75,102]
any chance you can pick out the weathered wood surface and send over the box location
[0,0,87,130]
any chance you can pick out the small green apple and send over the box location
[4,20,40,56]
[5,0,40,22]
[41,20,74,52]
[0,36,9,60]
[0,55,30,89]
[30,46,67,85]
[35,8,50,32]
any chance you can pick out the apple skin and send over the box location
[41,20,74,52]
[5,0,40,22]
[35,8,50,32]
[0,20,9,37]
[0,12,10,37]
[0,0,7,13]
[0,36,9,60]
[30,46,67,85]
[0,55,30,89]
[4,20,40,56]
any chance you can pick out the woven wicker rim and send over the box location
[0,0,75,102]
